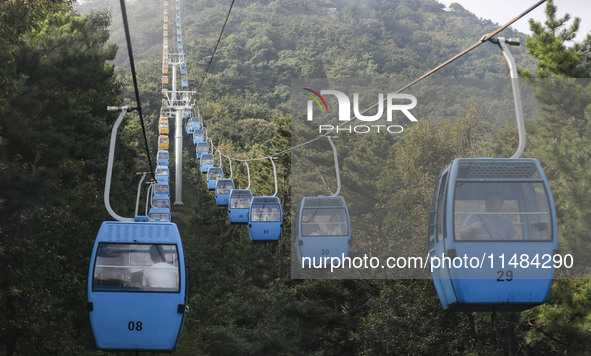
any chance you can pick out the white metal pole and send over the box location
[134,172,148,218]
[172,62,178,103]
[174,108,183,204]
[270,158,278,197]
[327,136,341,196]
[245,161,251,190]
[104,107,134,222]
[497,37,526,159]
[145,183,153,217]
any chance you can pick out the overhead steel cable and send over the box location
[119,0,156,180]
[208,0,548,163]
[196,0,235,93]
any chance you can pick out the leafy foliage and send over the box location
[2,0,591,354]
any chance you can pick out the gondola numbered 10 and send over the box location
[88,107,188,351]
[428,38,558,311]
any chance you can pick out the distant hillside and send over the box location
[74,0,536,109]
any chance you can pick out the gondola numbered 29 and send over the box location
[429,38,558,311]
[428,158,557,311]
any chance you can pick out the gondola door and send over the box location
[429,170,457,309]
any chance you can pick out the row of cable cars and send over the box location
[90,20,559,356]
[185,114,284,242]
[155,116,171,222]
[162,0,188,89]
[153,115,172,222]
[187,113,353,256]
[88,0,187,352]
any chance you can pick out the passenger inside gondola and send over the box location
[459,191,519,240]
[217,182,233,194]
[325,215,343,236]
[208,170,223,180]
[142,245,178,289]
[262,207,280,221]
[152,199,170,209]
[236,197,250,209]
[201,156,213,165]
[303,223,321,236]
[93,248,129,288]
[301,208,349,236]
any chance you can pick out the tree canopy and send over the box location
[1,0,591,354]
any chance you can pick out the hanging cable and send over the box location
[196,0,548,208]
[196,0,235,93]
[311,0,548,140]
[119,0,156,180]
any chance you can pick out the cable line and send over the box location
[205,0,548,164]
[196,0,235,93]
[119,0,156,180]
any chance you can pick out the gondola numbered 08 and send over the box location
[88,106,188,350]
[88,222,188,351]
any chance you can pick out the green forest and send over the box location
[1,0,591,354]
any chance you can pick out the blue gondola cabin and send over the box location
[215,179,235,206]
[295,196,351,266]
[88,222,187,351]
[200,153,214,173]
[248,196,282,242]
[206,167,223,190]
[429,158,558,311]
[228,189,253,224]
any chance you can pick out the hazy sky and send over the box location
[437,0,591,43]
